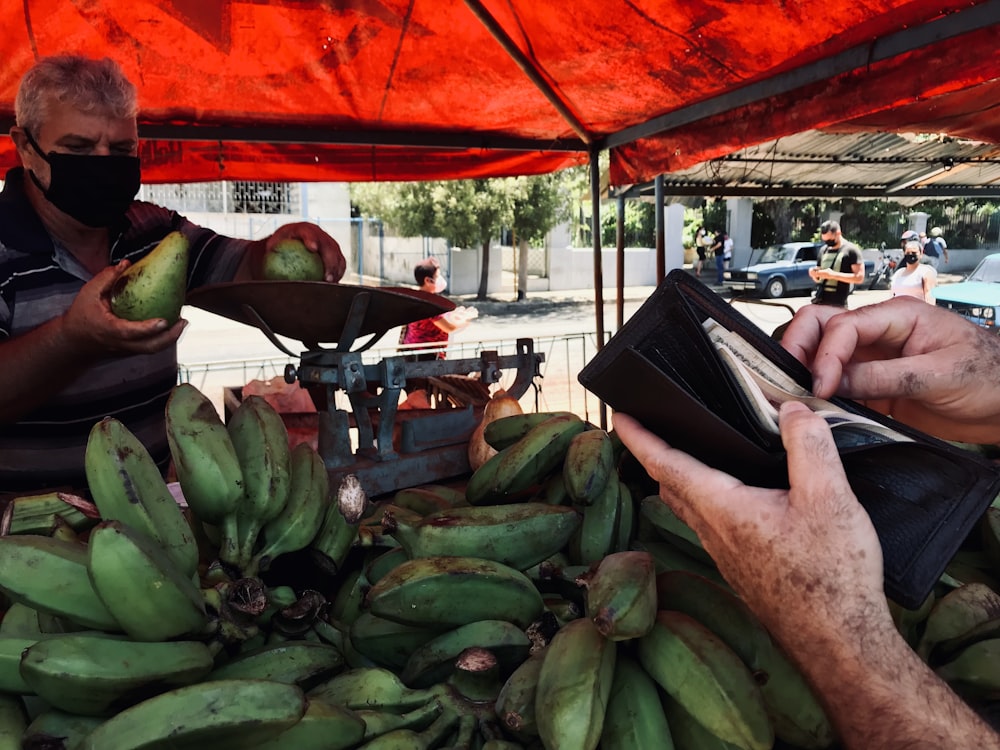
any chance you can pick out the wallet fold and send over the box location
[578,269,1000,608]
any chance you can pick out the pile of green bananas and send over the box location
[1,391,995,748]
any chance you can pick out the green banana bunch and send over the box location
[578,550,657,640]
[567,474,620,565]
[0,694,25,750]
[662,694,744,750]
[308,489,363,577]
[935,638,1000,692]
[226,395,292,569]
[356,700,443,741]
[349,612,443,670]
[87,520,210,642]
[638,610,773,750]
[84,417,199,579]
[165,383,244,563]
[600,653,675,749]
[535,616,616,750]
[23,708,104,750]
[656,570,833,749]
[308,666,440,712]
[3,491,97,536]
[482,411,578,451]
[400,619,531,688]
[495,648,546,740]
[366,556,545,629]
[20,635,214,716]
[384,502,581,571]
[79,679,307,749]
[640,495,714,563]
[917,582,1000,663]
[0,535,120,632]
[250,698,367,750]
[493,413,586,498]
[562,428,614,505]
[207,640,344,689]
[248,441,330,575]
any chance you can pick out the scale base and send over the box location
[328,443,471,500]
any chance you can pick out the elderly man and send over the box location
[0,55,346,493]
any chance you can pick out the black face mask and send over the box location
[25,130,140,228]
[904,253,919,265]
[823,238,838,247]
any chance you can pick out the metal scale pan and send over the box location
[185,280,455,354]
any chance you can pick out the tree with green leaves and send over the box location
[509,174,567,300]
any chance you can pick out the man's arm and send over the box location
[614,404,1000,750]
[0,263,184,422]
[780,296,1000,444]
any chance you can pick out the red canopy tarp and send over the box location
[0,0,997,184]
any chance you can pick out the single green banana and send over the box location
[165,383,244,563]
[400,619,531,688]
[308,496,361,577]
[464,445,518,506]
[0,637,35,693]
[495,647,546,740]
[359,709,459,750]
[329,568,368,627]
[656,570,834,749]
[206,640,344,690]
[600,653,675,749]
[917,582,1000,663]
[535,471,570,505]
[356,699,443,740]
[4,491,98,536]
[0,603,47,639]
[249,441,330,575]
[562,428,614,506]
[87,520,209,642]
[366,556,545,629]
[78,679,307,749]
[23,709,104,750]
[384,502,581,571]
[227,394,293,569]
[640,495,714,564]
[614,480,635,552]
[578,550,657,640]
[365,545,411,587]
[936,637,1000,691]
[20,635,214,716]
[567,474,620,565]
[308,666,440,712]
[662,694,744,750]
[482,411,579,451]
[494,414,586,498]
[84,416,199,579]
[250,698,367,750]
[350,612,444,670]
[0,694,26,750]
[631,538,729,587]
[481,741,526,750]
[535,616,616,750]
[888,592,936,651]
[392,486,460,515]
[638,610,773,750]
[0,535,120,632]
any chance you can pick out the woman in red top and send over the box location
[400,257,477,360]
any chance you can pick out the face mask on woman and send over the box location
[433,275,447,294]
[904,252,919,265]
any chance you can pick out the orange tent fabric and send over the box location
[0,0,996,184]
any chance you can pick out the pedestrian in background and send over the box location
[891,240,936,303]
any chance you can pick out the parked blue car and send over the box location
[725,241,877,299]
[935,253,1000,331]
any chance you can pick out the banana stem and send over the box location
[237,518,263,571]
[218,514,242,568]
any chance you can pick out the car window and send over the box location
[798,246,819,262]
[968,257,1000,283]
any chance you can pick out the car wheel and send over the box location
[764,277,786,299]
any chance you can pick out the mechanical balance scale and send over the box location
[187,281,544,497]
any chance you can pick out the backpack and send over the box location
[924,238,942,258]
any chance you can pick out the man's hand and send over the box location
[781,297,1000,444]
[613,402,886,646]
[266,223,346,283]
[60,262,186,358]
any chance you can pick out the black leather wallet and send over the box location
[578,269,1000,608]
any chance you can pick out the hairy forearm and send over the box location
[770,603,1000,750]
[0,317,90,422]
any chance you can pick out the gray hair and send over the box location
[15,55,138,134]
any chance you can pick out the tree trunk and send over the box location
[517,237,529,301]
[477,238,491,300]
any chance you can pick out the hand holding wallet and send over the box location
[578,269,1000,608]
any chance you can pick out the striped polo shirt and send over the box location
[0,167,248,494]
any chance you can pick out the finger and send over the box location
[780,304,846,372]
[777,402,852,508]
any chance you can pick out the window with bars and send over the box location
[140,181,299,215]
